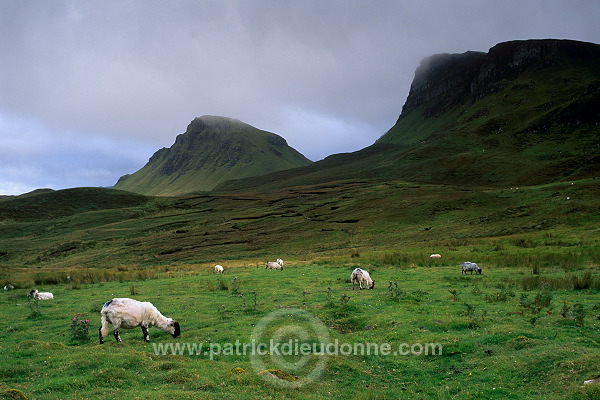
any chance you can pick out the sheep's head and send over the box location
[171,320,181,338]
[368,280,375,289]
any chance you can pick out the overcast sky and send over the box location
[1,0,598,195]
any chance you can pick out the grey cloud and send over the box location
[0,0,598,194]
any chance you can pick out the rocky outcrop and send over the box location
[399,39,600,118]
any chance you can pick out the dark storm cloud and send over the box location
[1,0,598,194]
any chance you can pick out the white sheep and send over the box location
[461,262,482,275]
[99,298,180,343]
[4,284,15,291]
[429,254,442,259]
[30,289,54,300]
[351,268,375,289]
[276,258,284,266]
[214,264,224,273]
[265,261,283,270]
[584,375,600,385]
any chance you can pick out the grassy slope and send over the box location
[1,179,598,282]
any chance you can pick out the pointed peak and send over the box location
[188,115,249,131]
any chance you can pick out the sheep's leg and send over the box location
[113,328,122,342]
[141,326,150,342]
[99,326,104,344]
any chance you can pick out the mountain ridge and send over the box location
[215,38,599,192]
[113,115,312,195]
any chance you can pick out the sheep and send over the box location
[429,254,442,259]
[584,375,600,385]
[351,268,375,289]
[265,261,283,270]
[276,258,284,266]
[29,289,54,300]
[99,298,180,343]
[214,264,224,273]
[461,262,482,275]
[3,284,15,291]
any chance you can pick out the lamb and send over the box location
[265,261,283,270]
[276,258,284,266]
[461,262,482,275]
[214,264,224,273]
[351,268,375,289]
[99,298,180,343]
[29,289,54,300]
[429,254,442,259]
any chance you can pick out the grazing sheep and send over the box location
[99,298,180,343]
[584,375,600,385]
[3,284,15,291]
[265,261,283,270]
[214,265,224,273]
[430,254,442,259]
[461,262,482,275]
[351,268,375,289]
[29,289,54,300]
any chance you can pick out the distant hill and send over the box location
[114,116,312,196]
[217,39,600,192]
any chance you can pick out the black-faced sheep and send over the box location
[351,268,375,289]
[99,298,180,343]
[214,265,224,273]
[266,261,283,270]
[461,262,482,275]
[29,289,54,300]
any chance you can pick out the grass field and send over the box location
[0,178,598,399]
[1,255,599,399]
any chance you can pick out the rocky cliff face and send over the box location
[374,38,600,186]
[400,39,600,118]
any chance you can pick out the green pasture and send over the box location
[1,257,598,399]
[0,178,598,399]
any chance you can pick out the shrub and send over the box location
[573,271,593,290]
[388,281,404,302]
[27,296,41,319]
[69,316,91,343]
[484,285,516,303]
[561,301,586,327]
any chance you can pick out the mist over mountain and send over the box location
[113,116,312,195]
[216,39,600,192]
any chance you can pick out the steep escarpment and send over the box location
[114,116,312,195]
[375,39,600,186]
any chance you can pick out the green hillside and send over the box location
[114,116,312,196]
[0,178,598,282]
